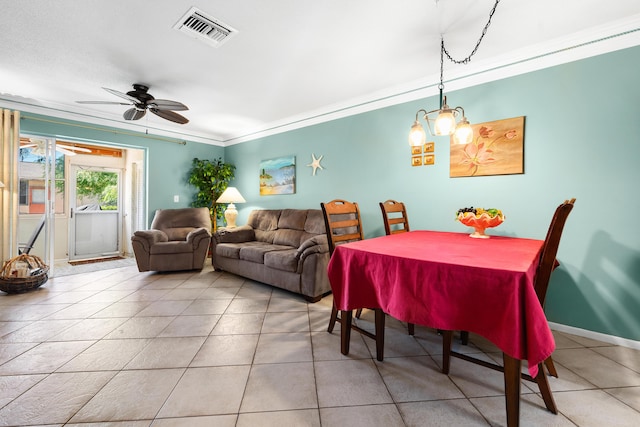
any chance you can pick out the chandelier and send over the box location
[409,0,500,146]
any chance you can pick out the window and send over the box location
[18,142,65,215]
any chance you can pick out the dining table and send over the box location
[326,230,556,427]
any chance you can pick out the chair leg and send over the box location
[544,356,558,378]
[355,308,363,318]
[327,305,339,333]
[408,323,415,336]
[374,308,385,361]
[442,330,453,374]
[535,362,558,414]
[460,330,469,345]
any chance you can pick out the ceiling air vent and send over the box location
[173,7,237,48]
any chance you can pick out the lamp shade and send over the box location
[408,121,427,146]
[216,187,246,204]
[0,181,4,188]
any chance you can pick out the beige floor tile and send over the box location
[472,393,576,426]
[261,312,310,333]
[0,371,115,425]
[267,296,310,312]
[315,359,393,407]
[0,342,37,365]
[40,290,99,304]
[362,326,427,358]
[182,299,231,315]
[70,369,185,422]
[45,302,113,320]
[311,330,373,360]
[125,336,206,369]
[552,348,640,388]
[157,366,250,417]
[48,317,126,341]
[376,356,465,402]
[151,415,237,426]
[67,422,150,427]
[0,340,94,375]
[190,334,259,366]
[240,362,318,412]
[104,316,175,339]
[254,332,313,364]
[593,346,640,372]
[309,310,331,332]
[119,289,171,302]
[158,314,220,337]
[159,287,206,300]
[0,318,79,343]
[320,404,404,427]
[58,338,150,372]
[237,409,320,427]
[211,313,265,335]
[135,300,192,317]
[552,389,640,427]
[236,282,274,299]
[90,301,152,318]
[399,399,490,427]
[79,290,134,304]
[197,286,240,299]
[226,297,270,313]
[605,387,640,412]
[0,373,47,407]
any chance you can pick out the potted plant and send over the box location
[187,157,236,230]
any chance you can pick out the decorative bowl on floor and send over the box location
[457,210,505,239]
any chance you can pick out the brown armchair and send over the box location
[132,207,212,272]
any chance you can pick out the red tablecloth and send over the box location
[327,230,555,377]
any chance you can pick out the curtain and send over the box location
[1,109,20,264]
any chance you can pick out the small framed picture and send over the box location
[423,142,434,153]
[411,145,422,155]
[423,154,435,165]
[411,156,422,167]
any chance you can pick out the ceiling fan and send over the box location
[77,83,189,124]
[20,138,92,156]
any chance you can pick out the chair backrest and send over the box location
[320,199,365,255]
[534,198,576,307]
[379,200,410,235]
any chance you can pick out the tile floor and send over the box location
[0,263,639,426]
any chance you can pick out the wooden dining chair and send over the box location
[321,199,386,360]
[379,200,415,336]
[379,199,410,235]
[441,197,576,415]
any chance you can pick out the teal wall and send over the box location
[19,114,223,224]
[225,46,640,341]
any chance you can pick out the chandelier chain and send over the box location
[441,0,500,66]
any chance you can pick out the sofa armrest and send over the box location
[213,225,256,244]
[186,227,212,247]
[132,229,168,249]
[295,234,329,261]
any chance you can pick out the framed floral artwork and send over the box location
[411,156,422,167]
[449,116,525,177]
[423,154,435,165]
[423,142,434,153]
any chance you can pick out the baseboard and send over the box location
[548,322,640,350]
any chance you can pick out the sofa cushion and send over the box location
[273,229,305,247]
[278,209,307,230]
[215,243,243,259]
[264,248,298,272]
[248,210,280,231]
[239,243,293,264]
[150,241,193,255]
[304,209,326,235]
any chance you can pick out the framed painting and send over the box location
[411,156,422,167]
[423,154,435,165]
[260,156,296,195]
[449,116,525,177]
[423,142,434,153]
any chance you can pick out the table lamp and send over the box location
[216,187,246,228]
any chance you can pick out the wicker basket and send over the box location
[0,254,49,294]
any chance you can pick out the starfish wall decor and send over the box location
[307,153,324,176]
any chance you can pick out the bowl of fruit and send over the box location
[456,207,505,238]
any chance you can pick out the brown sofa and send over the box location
[132,207,212,272]
[211,209,331,302]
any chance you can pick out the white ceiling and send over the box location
[1,0,639,146]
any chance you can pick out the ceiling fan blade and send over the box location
[56,147,78,156]
[148,99,189,111]
[57,144,92,153]
[150,108,189,124]
[123,108,146,121]
[103,87,140,103]
[76,100,132,105]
